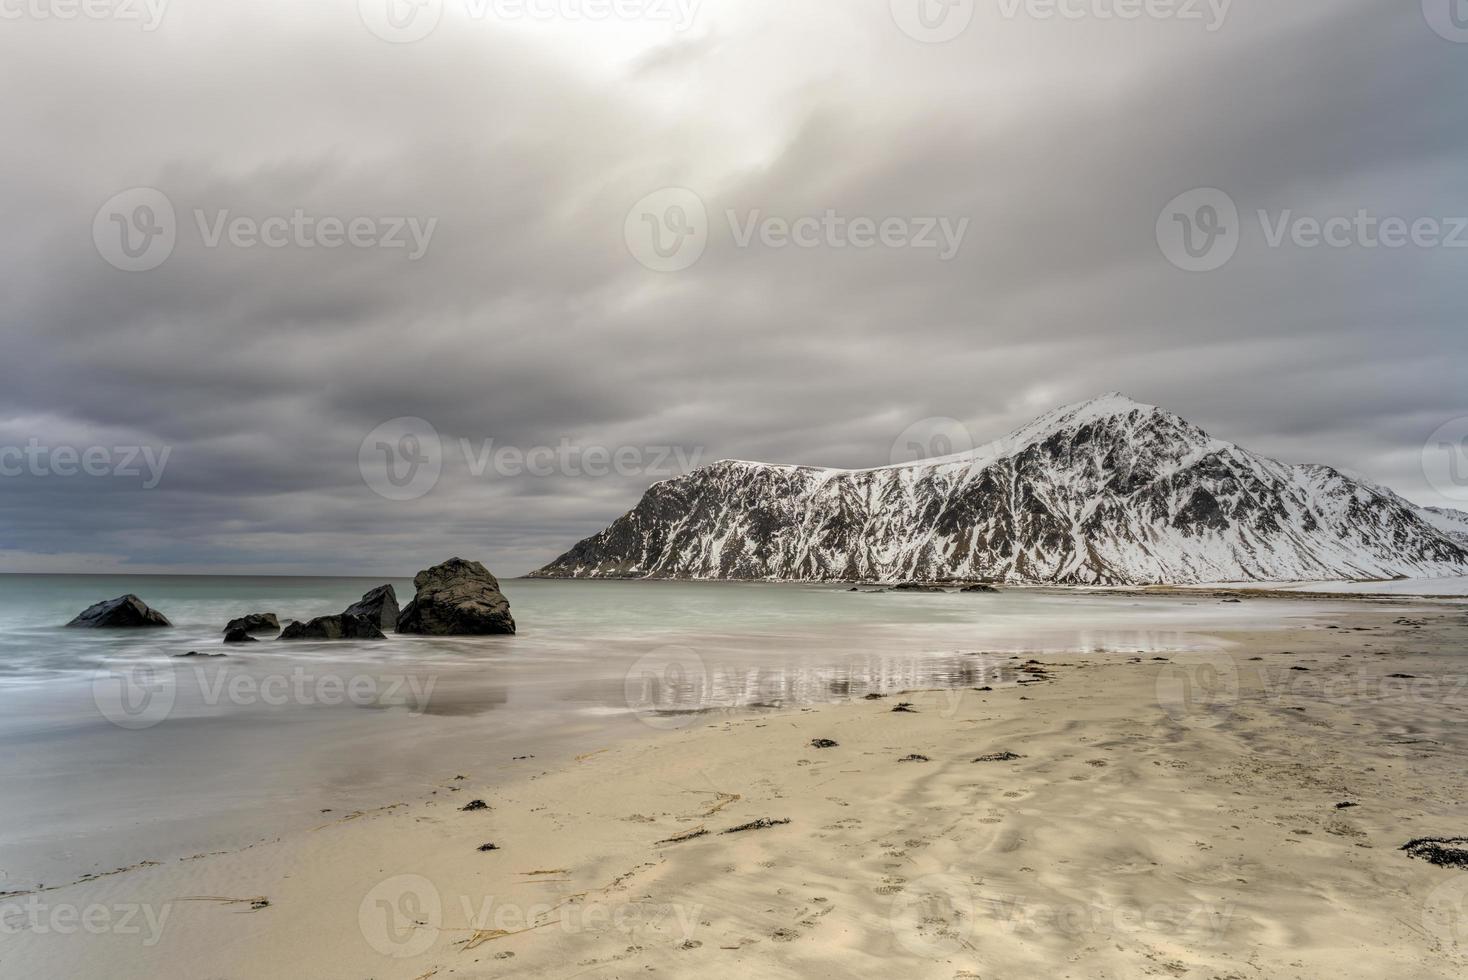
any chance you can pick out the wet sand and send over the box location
[5,601,1468,978]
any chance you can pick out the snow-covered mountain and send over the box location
[532,394,1468,585]
[1421,507,1468,547]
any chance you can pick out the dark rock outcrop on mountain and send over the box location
[343,585,400,629]
[224,612,279,635]
[396,558,515,635]
[531,394,1468,586]
[66,595,172,628]
[279,614,385,640]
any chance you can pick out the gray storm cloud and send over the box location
[0,0,1463,574]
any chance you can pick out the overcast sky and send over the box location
[0,0,1464,576]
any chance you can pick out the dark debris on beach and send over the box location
[1401,837,1468,869]
[722,818,791,834]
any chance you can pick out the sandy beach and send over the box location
[5,599,1468,979]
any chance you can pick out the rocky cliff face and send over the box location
[532,394,1468,586]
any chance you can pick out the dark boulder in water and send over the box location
[961,584,999,593]
[223,627,259,644]
[343,585,400,629]
[66,595,171,628]
[396,558,515,636]
[279,614,385,640]
[224,612,280,635]
[892,582,945,593]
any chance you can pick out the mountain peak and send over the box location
[1054,391,1158,418]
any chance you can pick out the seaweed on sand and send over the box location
[1402,837,1468,869]
[722,818,791,834]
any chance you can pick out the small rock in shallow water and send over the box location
[66,595,171,628]
[223,613,279,635]
[343,585,399,629]
[279,614,384,640]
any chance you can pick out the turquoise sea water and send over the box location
[0,574,1334,892]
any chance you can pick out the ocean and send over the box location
[0,573,1323,893]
